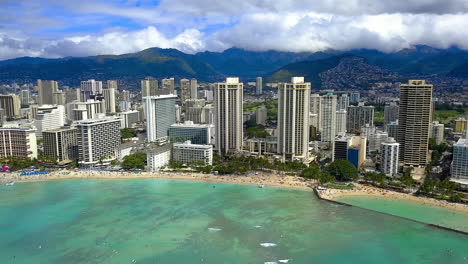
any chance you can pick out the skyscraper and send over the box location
[381,137,400,176]
[337,94,349,111]
[75,117,121,166]
[162,78,175,94]
[256,77,263,95]
[277,77,310,161]
[214,77,243,155]
[38,79,58,105]
[80,79,103,102]
[180,78,190,102]
[397,80,433,166]
[346,104,374,134]
[349,92,360,104]
[310,94,321,131]
[320,93,337,145]
[20,89,31,105]
[190,78,198,99]
[451,138,468,181]
[256,106,267,126]
[145,94,177,143]
[141,78,158,97]
[0,94,21,118]
[431,121,444,145]
[103,81,117,114]
[43,128,78,163]
[384,103,399,128]
[34,105,66,138]
[335,109,347,135]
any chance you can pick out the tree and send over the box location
[400,168,414,187]
[364,172,386,185]
[326,160,358,182]
[121,152,147,170]
[121,128,137,139]
[301,164,322,179]
[419,178,437,194]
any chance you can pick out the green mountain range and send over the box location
[0,45,467,89]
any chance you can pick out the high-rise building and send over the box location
[121,90,131,102]
[346,104,374,134]
[256,106,267,126]
[0,108,4,127]
[141,78,158,97]
[184,99,205,123]
[337,94,349,111]
[454,117,467,133]
[103,88,116,113]
[277,77,310,161]
[20,89,31,105]
[169,121,214,145]
[117,110,140,129]
[0,94,21,118]
[38,79,58,105]
[190,78,198,99]
[451,129,468,181]
[147,144,171,172]
[397,80,433,166]
[214,77,243,155]
[75,117,121,165]
[387,121,398,139]
[145,94,177,143]
[202,104,214,125]
[431,121,444,145]
[180,78,190,102]
[310,94,321,131]
[34,105,66,138]
[349,92,360,104]
[65,88,80,103]
[107,80,118,89]
[320,93,337,145]
[172,140,213,166]
[43,128,78,163]
[67,100,106,121]
[381,137,400,176]
[162,78,175,94]
[368,131,389,153]
[335,109,347,135]
[80,79,103,102]
[0,125,38,159]
[52,91,66,105]
[256,77,263,95]
[384,103,399,128]
[333,135,366,169]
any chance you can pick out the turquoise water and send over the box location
[337,195,468,233]
[0,180,467,264]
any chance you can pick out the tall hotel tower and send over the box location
[278,77,311,161]
[397,80,433,166]
[214,77,243,155]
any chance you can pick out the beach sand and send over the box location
[0,170,315,190]
[317,183,468,214]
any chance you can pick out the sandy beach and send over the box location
[0,169,315,190]
[317,183,468,214]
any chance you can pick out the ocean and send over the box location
[0,179,467,264]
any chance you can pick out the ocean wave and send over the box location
[278,259,289,263]
[260,243,277,247]
[208,227,222,232]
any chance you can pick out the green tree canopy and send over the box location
[121,152,147,170]
[326,160,358,182]
[121,128,137,139]
[301,164,322,179]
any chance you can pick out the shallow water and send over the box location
[0,179,467,264]
[336,195,468,233]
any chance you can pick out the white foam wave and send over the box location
[208,227,222,232]
[260,243,277,247]
[278,259,289,263]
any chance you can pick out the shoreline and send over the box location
[3,170,468,214]
[317,183,468,214]
[0,170,315,190]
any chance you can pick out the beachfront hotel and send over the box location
[43,127,78,163]
[277,77,311,161]
[320,93,337,146]
[381,137,400,176]
[0,125,38,159]
[214,77,244,155]
[75,116,121,166]
[172,141,213,166]
[169,121,214,145]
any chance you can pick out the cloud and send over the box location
[1,0,468,60]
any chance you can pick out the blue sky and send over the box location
[0,0,468,60]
